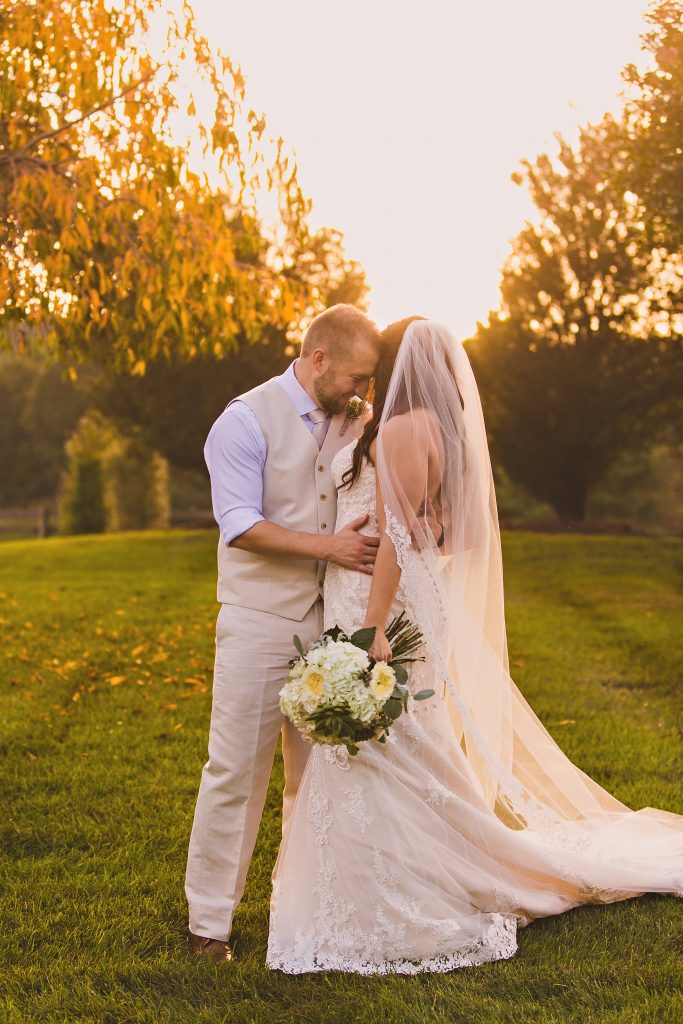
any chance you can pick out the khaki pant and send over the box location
[185,598,323,941]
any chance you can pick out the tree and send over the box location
[57,411,115,533]
[80,226,371,472]
[0,350,87,505]
[83,335,292,472]
[0,0,314,372]
[619,0,683,252]
[57,409,169,533]
[467,119,681,521]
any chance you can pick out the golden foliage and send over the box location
[0,0,315,369]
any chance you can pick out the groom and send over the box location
[185,303,381,960]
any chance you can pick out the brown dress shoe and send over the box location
[187,927,234,962]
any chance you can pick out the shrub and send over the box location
[58,411,169,534]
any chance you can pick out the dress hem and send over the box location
[266,913,519,975]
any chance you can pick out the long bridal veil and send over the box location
[376,319,683,888]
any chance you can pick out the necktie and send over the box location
[308,408,330,450]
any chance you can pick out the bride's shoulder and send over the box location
[382,408,437,444]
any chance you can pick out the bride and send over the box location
[267,317,683,975]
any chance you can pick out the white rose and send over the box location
[301,666,326,698]
[369,662,396,701]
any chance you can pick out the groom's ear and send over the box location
[309,347,327,373]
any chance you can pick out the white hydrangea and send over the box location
[306,639,370,676]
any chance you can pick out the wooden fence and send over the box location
[0,505,52,537]
[0,505,216,538]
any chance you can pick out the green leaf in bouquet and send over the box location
[384,697,403,721]
[346,743,360,756]
[350,626,376,651]
[391,664,408,687]
[413,688,435,701]
[323,625,345,642]
[306,702,379,750]
[309,704,355,738]
[292,635,304,657]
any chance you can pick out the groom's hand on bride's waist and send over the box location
[229,519,376,572]
[328,514,379,575]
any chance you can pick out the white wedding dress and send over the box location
[266,439,683,975]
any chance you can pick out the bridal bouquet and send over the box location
[279,611,434,756]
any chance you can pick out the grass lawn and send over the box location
[1,529,682,1024]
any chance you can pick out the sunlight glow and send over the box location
[191,0,650,339]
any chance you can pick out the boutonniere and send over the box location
[339,396,366,437]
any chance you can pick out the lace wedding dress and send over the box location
[266,439,683,975]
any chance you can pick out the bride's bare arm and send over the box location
[360,511,402,660]
[361,416,431,660]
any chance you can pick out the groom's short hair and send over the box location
[300,304,380,358]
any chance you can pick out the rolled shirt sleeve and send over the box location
[203,400,267,546]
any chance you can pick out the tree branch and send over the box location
[0,68,158,167]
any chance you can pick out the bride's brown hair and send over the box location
[340,315,427,490]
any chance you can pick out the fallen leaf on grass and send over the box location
[26,751,38,761]
[108,676,126,686]
[173,722,184,731]
[54,660,81,678]
[160,703,178,711]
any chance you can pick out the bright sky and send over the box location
[193,0,651,340]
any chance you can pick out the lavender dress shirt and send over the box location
[204,360,330,546]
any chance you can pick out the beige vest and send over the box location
[216,377,365,621]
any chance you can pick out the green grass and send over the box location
[1,529,682,1024]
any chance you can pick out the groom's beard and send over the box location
[313,370,354,416]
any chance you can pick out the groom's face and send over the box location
[312,339,378,415]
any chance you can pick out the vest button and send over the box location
[321,523,327,529]
[320,494,327,500]
[317,465,324,472]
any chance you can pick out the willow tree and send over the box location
[0,0,314,373]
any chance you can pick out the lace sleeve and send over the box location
[384,504,413,571]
